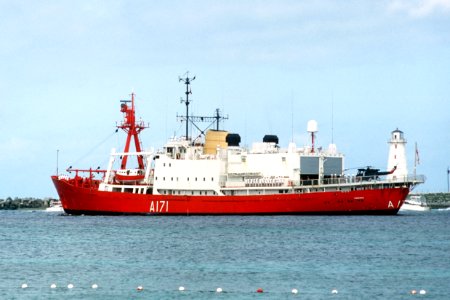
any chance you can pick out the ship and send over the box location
[45,199,64,213]
[51,74,424,215]
[399,194,430,212]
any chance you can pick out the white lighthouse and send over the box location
[387,128,408,180]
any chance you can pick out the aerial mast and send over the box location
[177,73,228,141]
[307,120,318,153]
[179,72,196,140]
[214,108,225,130]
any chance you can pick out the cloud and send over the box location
[388,0,450,18]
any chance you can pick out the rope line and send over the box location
[70,130,118,167]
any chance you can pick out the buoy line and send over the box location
[18,283,430,296]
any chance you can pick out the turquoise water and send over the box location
[1,210,449,299]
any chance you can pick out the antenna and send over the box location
[179,71,196,140]
[331,97,334,144]
[56,149,59,175]
[214,108,227,130]
[307,120,318,153]
[177,73,228,142]
[291,92,294,143]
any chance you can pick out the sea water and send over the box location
[1,209,449,299]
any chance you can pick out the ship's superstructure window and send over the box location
[323,157,343,176]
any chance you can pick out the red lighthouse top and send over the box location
[117,93,148,170]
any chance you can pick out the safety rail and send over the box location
[220,174,425,189]
[60,168,107,188]
[66,168,107,177]
[297,174,426,187]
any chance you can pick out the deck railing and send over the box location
[298,174,425,187]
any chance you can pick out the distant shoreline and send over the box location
[0,197,56,210]
[416,192,450,209]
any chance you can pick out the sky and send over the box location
[1,0,449,198]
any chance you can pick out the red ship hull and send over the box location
[52,176,409,215]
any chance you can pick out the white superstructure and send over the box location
[97,126,348,197]
[149,133,345,196]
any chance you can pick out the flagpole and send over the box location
[447,166,449,193]
[414,142,417,178]
[56,149,59,176]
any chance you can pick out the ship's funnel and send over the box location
[204,130,228,155]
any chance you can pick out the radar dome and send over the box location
[307,120,318,133]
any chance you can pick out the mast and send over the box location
[117,92,148,169]
[178,73,228,140]
[56,149,59,175]
[214,108,222,130]
[447,167,449,193]
[179,72,196,140]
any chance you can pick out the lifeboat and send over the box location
[115,169,145,184]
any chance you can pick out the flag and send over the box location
[415,142,420,165]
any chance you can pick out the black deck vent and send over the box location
[263,135,279,144]
[226,133,241,147]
